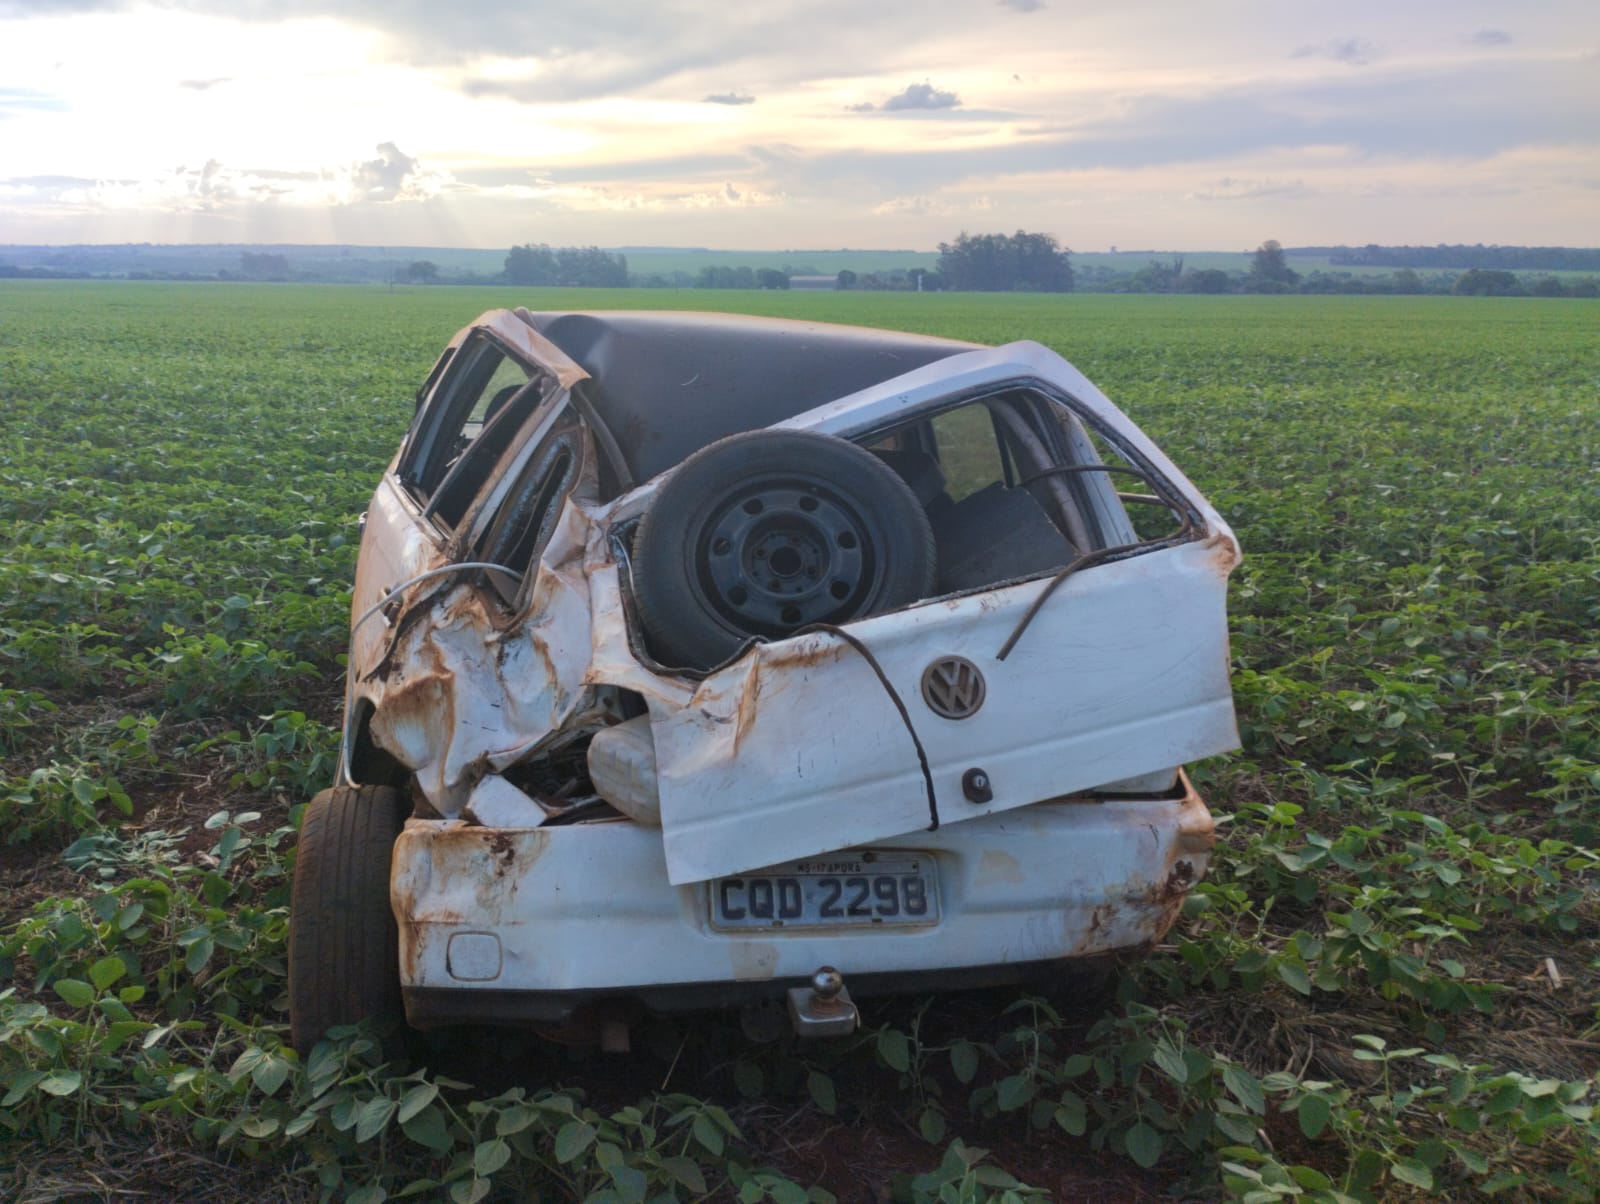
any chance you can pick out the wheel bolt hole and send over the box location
[799,496,818,512]
[728,586,749,606]
[830,581,850,600]
[781,605,802,625]
[742,499,764,516]
[837,531,858,550]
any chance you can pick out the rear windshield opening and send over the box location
[868,390,1190,598]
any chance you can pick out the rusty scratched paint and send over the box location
[1065,782,1211,957]
[393,824,552,982]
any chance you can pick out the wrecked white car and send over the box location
[288,309,1240,1052]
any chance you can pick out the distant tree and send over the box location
[1131,256,1184,292]
[695,265,758,289]
[1391,268,1423,295]
[505,244,558,285]
[755,268,790,290]
[936,230,1073,292]
[1571,278,1599,298]
[1451,268,1522,297]
[554,246,628,287]
[1180,268,1231,294]
[504,244,627,287]
[1529,275,1567,298]
[402,260,439,284]
[835,269,857,290]
[239,252,290,281]
[1244,240,1299,293]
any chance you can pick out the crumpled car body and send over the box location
[338,309,1240,1032]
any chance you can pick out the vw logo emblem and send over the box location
[921,656,986,720]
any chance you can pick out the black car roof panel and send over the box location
[518,311,979,483]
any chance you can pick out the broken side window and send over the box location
[474,408,590,607]
[400,335,534,522]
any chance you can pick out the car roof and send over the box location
[518,310,980,484]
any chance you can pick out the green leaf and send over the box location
[770,1182,809,1204]
[401,1104,452,1152]
[1298,1094,1332,1140]
[184,935,215,975]
[807,1070,836,1115]
[554,1119,596,1163]
[398,1082,439,1124]
[608,1160,648,1204]
[918,1107,946,1144]
[39,1071,83,1097]
[1389,1158,1433,1190]
[1275,960,1311,996]
[733,1060,765,1098]
[950,1040,979,1084]
[661,1155,707,1196]
[52,978,95,1008]
[1151,1041,1188,1084]
[692,1112,725,1156]
[2,1071,47,1106]
[1288,1165,1333,1190]
[1223,1065,1265,1116]
[1054,1093,1087,1137]
[252,1054,290,1096]
[449,1180,490,1204]
[240,1115,280,1139]
[995,1074,1034,1112]
[1123,1122,1164,1169]
[354,1096,398,1143]
[877,1027,911,1072]
[474,1137,511,1178]
[88,955,126,990]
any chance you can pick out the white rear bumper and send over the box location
[390,775,1214,1027]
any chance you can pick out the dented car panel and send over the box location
[649,535,1236,884]
[329,309,1241,1031]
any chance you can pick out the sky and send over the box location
[0,0,1595,251]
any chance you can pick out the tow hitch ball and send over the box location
[787,966,859,1037]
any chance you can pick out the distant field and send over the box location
[2,282,1596,1202]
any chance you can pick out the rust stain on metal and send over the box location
[485,830,518,874]
[762,637,848,672]
[732,663,763,755]
[1202,532,1241,577]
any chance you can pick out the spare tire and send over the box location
[632,429,936,670]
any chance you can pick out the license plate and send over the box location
[709,852,940,931]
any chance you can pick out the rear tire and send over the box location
[289,784,405,1055]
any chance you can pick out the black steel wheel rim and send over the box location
[692,474,879,634]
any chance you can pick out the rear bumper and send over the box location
[390,774,1213,1028]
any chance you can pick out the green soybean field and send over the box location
[1,281,1596,1202]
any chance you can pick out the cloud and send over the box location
[352,141,427,201]
[872,195,956,216]
[1292,37,1381,67]
[704,92,754,105]
[1469,29,1513,47]
[1188,176,1313,201]
[852,81,961,113]
[998,0,1044,10]
[179,77,231,91]
[884,81,961,110]
[0,87,67,115]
